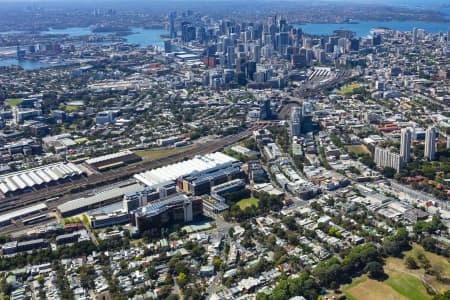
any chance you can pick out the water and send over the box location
[0,27,168,69]
[296,20,450,37]
[0,58,53,70]
[126,27,167,48]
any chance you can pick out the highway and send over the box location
[0,131,252,223]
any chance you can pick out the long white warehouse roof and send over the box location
[0,162,84,194]
[0,203,48,225]
[85,150,135,165]
[134,152,237,187]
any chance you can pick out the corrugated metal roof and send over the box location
[0,203,47,224]
[57,183,144,214]
[133,152,237,187]
[0,163,84,194]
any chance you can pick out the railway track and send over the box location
[0,131,251,214]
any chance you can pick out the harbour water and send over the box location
[296,20,450,37]
[0,27,168,70]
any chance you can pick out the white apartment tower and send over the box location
[424,127,436,161]
[400,128,411,163]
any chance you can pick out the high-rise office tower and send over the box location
[169,12,176,38]
[290,107,302,137]
[181,22,196,43]
[227,46,235,67]
[253,45,261,63]
[301,101,313,133]
[164,40,171,53]
[400,128,411,163]
[424,127,436,161]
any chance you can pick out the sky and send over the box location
[0,0,448,6]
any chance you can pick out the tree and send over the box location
[364,261,385,279]
[228,227,235,237]
[177,272,187,287]
[166,294,179,300]
[147,266,158,280]
[405,256,419,269]
[213,257,221,270]
[433,291,450,300]
[381,167,397,178]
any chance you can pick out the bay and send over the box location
[296,20,450,37]
[0,27,168,70]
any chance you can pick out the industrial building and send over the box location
[0,203,48,227]
[131,193,203,232]
[85,150,141,171]
[2,238,49,255]
[133,152,239,188]
[57,183,144,217]
[0,162,84,196]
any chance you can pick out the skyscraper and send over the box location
[290,107,302,137]
[424,127,436,161]
[400,128,411,163]
[169,12,176,38]
[301,101,313,133]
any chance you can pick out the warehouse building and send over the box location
[133,152,239,188]
[2,238,49,255]
[0,203,48,227]
[85,150,141,171]
[57,183,144,217]
[0,162,84,196]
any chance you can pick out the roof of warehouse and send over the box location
[0,162,83,194]
[133,152,237,187]
[85,150,135,165]
[57,183,144,214]
[0,203,48,224]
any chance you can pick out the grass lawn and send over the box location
[135,145,195,162]
[385,270,431,300]
[64,105,79,112]
[236,197,259,209]
[345,277,408,300]
[342,243,450,300]
[346,145,371,156]
[385,243,450,294]
[6,98,22,106]
[338,82,360,95]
